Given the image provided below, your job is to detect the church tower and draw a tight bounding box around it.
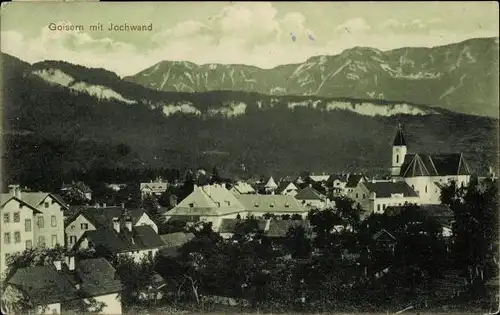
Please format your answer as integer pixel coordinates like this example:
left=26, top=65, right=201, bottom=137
left=391, top=124, right=407, bottom=177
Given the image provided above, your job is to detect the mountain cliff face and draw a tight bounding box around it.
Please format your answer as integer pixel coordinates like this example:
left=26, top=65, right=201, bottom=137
left=1, top=52, right=498, bottom=190
left=124, top=37, right=499, bottom=118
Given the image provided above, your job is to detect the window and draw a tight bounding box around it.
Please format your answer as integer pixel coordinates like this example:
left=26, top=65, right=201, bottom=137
left=13, top=212, right=20, bottom=223
left=81, top=223, right=89, bottom=230
left=51, top=215, right=57, bottom=227
left=4, top=232, right=11, bottom=244
left=38, top=217, right=44, bottom=228
left=355, top=193, right=359, bottom=198
left=14, top=231, right=21, bottom=243
left=382, top=204, right=386, bottom=210
left=396, top=154, right=399, bottom=163
left=425, top=185, right=427, bottom=193
left=148, top=250, right=153, bottom=260
left=19, top=203, right=23, bottom=209
left=51, top=235, right=58, bottom=246
left=377, top=204, right=381, bottom=212
left=25, top=219, right=32, bottom=232
left=38, top=236, right=46, bottom=246
left=69, top=235, right=77, bottom=244
left=362, top=194, right=366, bottom=199
left=25, top=240, right=32, bottom=249
left=3, top=213, right=10, bottom=223
left=44, top=202, right=49, bottom=208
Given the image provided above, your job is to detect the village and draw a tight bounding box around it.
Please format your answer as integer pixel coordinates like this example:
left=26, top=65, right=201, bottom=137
left=0, top=125, right=498, bottom=314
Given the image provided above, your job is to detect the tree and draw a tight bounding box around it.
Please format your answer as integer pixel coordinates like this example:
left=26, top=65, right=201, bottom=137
left=442, top=179, right=499, bottom=283
left=284, top=225, right=312, bottom=259
left=114, top=255, right=158, bottom=305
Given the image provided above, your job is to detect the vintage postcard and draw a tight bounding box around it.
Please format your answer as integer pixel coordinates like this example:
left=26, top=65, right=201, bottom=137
left=0, top=1, right=499, bottom=314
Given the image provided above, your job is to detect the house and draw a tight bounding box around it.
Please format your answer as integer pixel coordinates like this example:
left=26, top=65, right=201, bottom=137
left=140, top=177, right=168, bottom=199
left=350, top=180, right=420, bottom=213
left=264, top=176, right=278, bottom=194
left=74, top=217, right=166, bottom=263
left=165, top=184, right=309, bottom=228
left=165, top=184, right=246, bottom=231
left=344, top=174, right=368, bottom=195
left=1, top=186, right=68, bottom=276
left=326, top=174, right=350, bottom=196
left=391, top=124, right=472, bottom=204
left=61, top=182, right=93, bottom=201
left=65, top=206, right=158, bottom=249
left=236, top=194, right=308, bottom=218
left=0, top=194, right=40, bottom=277
left=276, top=181, right=299, bottom=196
left=372, top=229, right=397, bottom=253
left=1, top=255, right=123, bottom=314
left=229, top=181, right=256, bottom=195
left=294, top=186, right=328, bottom=209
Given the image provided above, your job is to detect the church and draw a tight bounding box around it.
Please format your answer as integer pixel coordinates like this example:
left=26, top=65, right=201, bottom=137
left=390, top=124, right=472, bottom=204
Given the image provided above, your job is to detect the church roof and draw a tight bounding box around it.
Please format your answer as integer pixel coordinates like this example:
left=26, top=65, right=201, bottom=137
left=400, top=153, right=471, bottom=177
left=393, top=125, right=407, bottom=146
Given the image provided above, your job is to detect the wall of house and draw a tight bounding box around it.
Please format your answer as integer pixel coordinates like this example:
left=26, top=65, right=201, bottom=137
left=297, top=199, right=325, bottom=209
left=34, top=195, right=65, bottom=249
left=135, top=213, right=158, bottom=233
left=65, top=215, right=96, bottom=249
left=370, top=196, right=421, bottom=214
left=246, top=211, right=309, bottom=219
left=86, top=293, right=122, bottom=315
left=404, top=175, right=470, bottom=204
left=119, top=248, right=159, bottom=263
left=348, top=185, right=371, bottom=210
left=0, top=199, right=35, bottom=276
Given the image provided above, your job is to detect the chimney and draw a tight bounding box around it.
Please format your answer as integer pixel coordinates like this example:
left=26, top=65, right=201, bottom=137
left=124, top=216, right=132, bottom=232
left=8, top=185, right=21, bottom=199
left=121, top=203, right=125, bottom=209
left=53, top=260, right=62, bottom=271
left=309, top=184, right=312, bottom=188
left=112, top=217, right=120, bottom=233
left=102, top=202, right=106, bottom=208
left=65, top=255, right=75, bottom=271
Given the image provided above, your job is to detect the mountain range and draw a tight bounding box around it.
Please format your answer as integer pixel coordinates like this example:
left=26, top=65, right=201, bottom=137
left=125, top=37, right=499, bottom=118
left=1, top=37, right=498, bottom=191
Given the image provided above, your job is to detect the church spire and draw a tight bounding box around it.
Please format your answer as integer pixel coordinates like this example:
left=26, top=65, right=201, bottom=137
left=393, top=123, right=407, bottom=146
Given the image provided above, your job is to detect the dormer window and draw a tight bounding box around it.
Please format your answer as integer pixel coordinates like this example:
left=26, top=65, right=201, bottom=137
left=189, top=203, right=194, bottom=208
left=285, top=203, right=290, bottom=208
left=44, top=202, right=49, bottom=208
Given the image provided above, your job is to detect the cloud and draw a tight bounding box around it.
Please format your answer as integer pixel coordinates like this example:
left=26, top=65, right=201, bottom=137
left=335, top=18, right=371, bottom=33
left=379, top=18, right=445, bottom=31
left=1, top=3, right=497, bottom=77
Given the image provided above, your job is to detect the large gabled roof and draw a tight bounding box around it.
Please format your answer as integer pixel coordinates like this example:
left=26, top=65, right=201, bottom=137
left=167, top=184, right=246, bottom=216
left=66, top=207, right=146, bottom=229
left=236, top=194, right=306, bottom=213
left=362, top=181, right=418, bottom=198
left=294, top=186, right=326, bottom=201
left=0, top=194, right=42, bottom=214
left=81, top=225, right=165, bottom=254
left=6, top=265, right=79, bottom=305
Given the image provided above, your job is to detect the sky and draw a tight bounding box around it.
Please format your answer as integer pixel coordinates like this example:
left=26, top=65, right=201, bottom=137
left=1, top=1, right=498, bottom=77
